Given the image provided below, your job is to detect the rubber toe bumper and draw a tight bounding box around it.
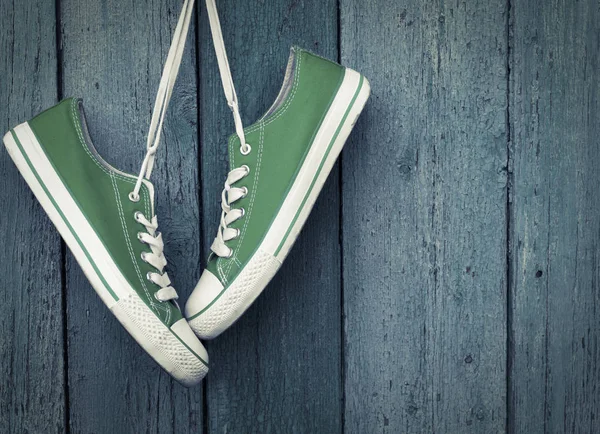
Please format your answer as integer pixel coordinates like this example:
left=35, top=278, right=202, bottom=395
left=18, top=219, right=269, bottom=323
left=185, top=269, right=225, bottom=339
left=114, top=294, right=209, bottom=387
left=186, top=250, right=281, bottom=340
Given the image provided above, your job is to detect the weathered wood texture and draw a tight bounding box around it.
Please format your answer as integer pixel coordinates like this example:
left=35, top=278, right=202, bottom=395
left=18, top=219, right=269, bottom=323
left=0, top=0, right=66, bottom=432
left=341, top=0, right=509, bottom=432
left=198, top=0, right=343, bottom=432
left=509, top=0, right=600, bottom=433
left=3, top=0, right=600, bottom=432
left=59, top=0, right=203, bottom=431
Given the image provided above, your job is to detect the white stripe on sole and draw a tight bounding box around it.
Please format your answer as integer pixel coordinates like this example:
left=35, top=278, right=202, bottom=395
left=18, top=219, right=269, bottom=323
left=188, top=68, right=370, bottom=339
left=4, top=124, right=208, bottom=385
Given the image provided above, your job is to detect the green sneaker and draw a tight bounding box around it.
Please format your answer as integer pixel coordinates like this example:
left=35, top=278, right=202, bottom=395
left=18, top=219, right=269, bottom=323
left=185, top=1, right=370, bottom=339
left=3, top=0, right=208, bottom=386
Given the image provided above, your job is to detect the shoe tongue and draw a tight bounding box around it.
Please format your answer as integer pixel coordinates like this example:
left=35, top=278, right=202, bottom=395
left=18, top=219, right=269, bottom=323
left=142, top=179, right=155, bottom=216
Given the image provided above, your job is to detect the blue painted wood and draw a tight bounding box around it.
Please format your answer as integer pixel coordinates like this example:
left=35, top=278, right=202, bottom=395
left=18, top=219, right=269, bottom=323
left=509, top=0, right=600, bottom=432
left=59, top=0, right=203, bottom=431
left=2, top=0, right=600, bottom=431
left=198, top=0, right=342, bottom=431
left=0, top=0, right=66, bottom=432
left=340, top=0, right=509, bottom=432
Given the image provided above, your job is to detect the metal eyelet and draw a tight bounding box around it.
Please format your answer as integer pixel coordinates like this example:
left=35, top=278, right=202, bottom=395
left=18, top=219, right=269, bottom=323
left=241, top=164, right=250, bottom=174
left=146, top=271, right=154, bottom=281
left=241, top=186, right=248, bottom=198
left=234, top=228, right=241, bottom=238
left=134, top=211, right=144, bottom=222
left=137, top=232, right=145, bottom=243
left=141, top=252, right=148, bottom=263
left=226, top=248, right=234, bottom=258
left=129, top=192, right=140, bottom=202
left=239, top=207, right=245, bottom=217
left=154, top=292, right=164, bottom=302
left=240, top=143, right=252, bottom=155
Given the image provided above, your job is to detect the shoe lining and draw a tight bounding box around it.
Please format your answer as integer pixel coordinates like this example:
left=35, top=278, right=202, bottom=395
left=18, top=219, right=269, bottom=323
left=77, top=48, right=298, bottom=174
left=77, top=101, right=139, bottom=180
left=261, top=47, right=298, bottom=120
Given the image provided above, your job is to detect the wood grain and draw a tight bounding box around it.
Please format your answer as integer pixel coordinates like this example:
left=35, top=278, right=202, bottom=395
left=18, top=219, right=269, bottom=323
left=198, top=0, right=343, bottom=432
left=0, top=0, right=66, bottom=432
left=509, top=0, right=600, bottom=432
left=59, top=0, right=203, bottom=431
left=2, top=0, right=600, bottom=431
left=340, top=0, right=509, bottom=432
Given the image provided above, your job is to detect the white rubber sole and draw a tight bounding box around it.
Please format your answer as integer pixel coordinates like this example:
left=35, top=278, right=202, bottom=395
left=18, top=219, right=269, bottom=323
left=4, top=124, right=208, bottom=386
left=187, top=68, right=370, bottom=339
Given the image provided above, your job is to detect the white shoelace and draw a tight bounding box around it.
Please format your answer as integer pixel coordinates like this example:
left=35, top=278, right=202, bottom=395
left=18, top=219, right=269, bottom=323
left=205, top=0, right=252, bottom=258
left=205, top=0, right=250, bottom=155
left=128, top=0, right=196, bottom=302
left=130, top=0, right=196, bottom=201
left=135, top=212, right=178, bottom=302
left=210, top=165, right=250, bottom=257
left=128, top=0, right=250, bottom=260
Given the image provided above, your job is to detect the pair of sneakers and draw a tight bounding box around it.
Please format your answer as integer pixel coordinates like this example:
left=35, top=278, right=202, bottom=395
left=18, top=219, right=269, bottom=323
left=3, top=0, right=370, bottom=387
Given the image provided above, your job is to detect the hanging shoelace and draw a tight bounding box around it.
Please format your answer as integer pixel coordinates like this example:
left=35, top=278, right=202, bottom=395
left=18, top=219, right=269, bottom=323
left=135, top=212, right=178, bottom=302
left=128, top=0, right=196, bottom=302
left=210, top=165, right=250, bottom=257
left=130, top=0, right=196, bottom=202
left=205, top=0, right=253, bottom=258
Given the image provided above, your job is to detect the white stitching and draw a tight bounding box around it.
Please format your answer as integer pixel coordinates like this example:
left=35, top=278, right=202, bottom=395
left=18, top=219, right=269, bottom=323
left=140, top=184, right=169, bottom=322
left=114, top=174, right=170, bottom=319
left=217, top=258, right=227, bottom=285
left=69, top=102, right=170, bottom=321
left=211, top=52, right=303, bottom=281
left=69, top=99, right=154, bottom=212
left=242, top=50, right=304, bottom=134
left=111, top=173, right=166, bottom=319
left=70, top=100, right=138, bottom=184
left=215, top=136, right=237, bottom=284
left=142, top=182, right=151, bottom=223
left=220, top=49, right=303, bottom=151
left=226, top=120, right=264, bottom=275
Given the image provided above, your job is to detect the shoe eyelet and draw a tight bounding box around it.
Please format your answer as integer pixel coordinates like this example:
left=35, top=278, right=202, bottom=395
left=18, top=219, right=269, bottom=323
left=141, top=252, right=148, bottom=263
left=241, top=186, right=248, bottom=198
left=226, top=248, right=234, bottom=258
left=241, top=164, right=250, bottom=174
left=137, top=232, right=145, bottom=243
left=134, top=211, right=144, bottom=222
left=146, top=271, right=154, bottom=281
left=235, top=228, right=241, bottom=238
left=154, top=291, right=164, bottom=302
left=240, top=143, right=252, bottom=155
left=239, top=207, right=245, bottom=217
left=129, top=192, right=140, bottom=202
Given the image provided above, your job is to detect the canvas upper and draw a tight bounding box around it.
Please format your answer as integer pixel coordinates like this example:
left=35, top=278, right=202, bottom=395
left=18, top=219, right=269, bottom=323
left=28, top=98, right=184, bottom=327
left=205, top=47, right=345, bottom=286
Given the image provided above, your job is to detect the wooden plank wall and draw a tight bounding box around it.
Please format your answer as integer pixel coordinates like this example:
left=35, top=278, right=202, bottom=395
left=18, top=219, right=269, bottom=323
left=509, top=0, right=600, bottom=433
left=198, top=0, right=343, bottom=432
left=341, top=0, right=508, bottom=432
left=59, top=0, right=203, bottom=432
left=0, top=1, right=65, bottom=432
left=0, top=0, right=598, bottom=432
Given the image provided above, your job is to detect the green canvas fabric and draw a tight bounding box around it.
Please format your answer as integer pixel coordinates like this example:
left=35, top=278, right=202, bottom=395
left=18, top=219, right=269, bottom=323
left=28, top=98, right=182, bottom=326
left=206, top=47, right=345, bottom=284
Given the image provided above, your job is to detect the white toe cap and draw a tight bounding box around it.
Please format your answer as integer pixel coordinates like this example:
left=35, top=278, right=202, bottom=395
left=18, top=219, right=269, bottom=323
left=185, top=269, right=224, bottom=318
left=169, top=318, right=209, bottom=387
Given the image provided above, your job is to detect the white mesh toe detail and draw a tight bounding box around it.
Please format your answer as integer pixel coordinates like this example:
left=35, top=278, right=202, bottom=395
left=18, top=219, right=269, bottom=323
left=119, top=294, right=208, bottom=382
left=190, top=249, right=281, bottom=338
